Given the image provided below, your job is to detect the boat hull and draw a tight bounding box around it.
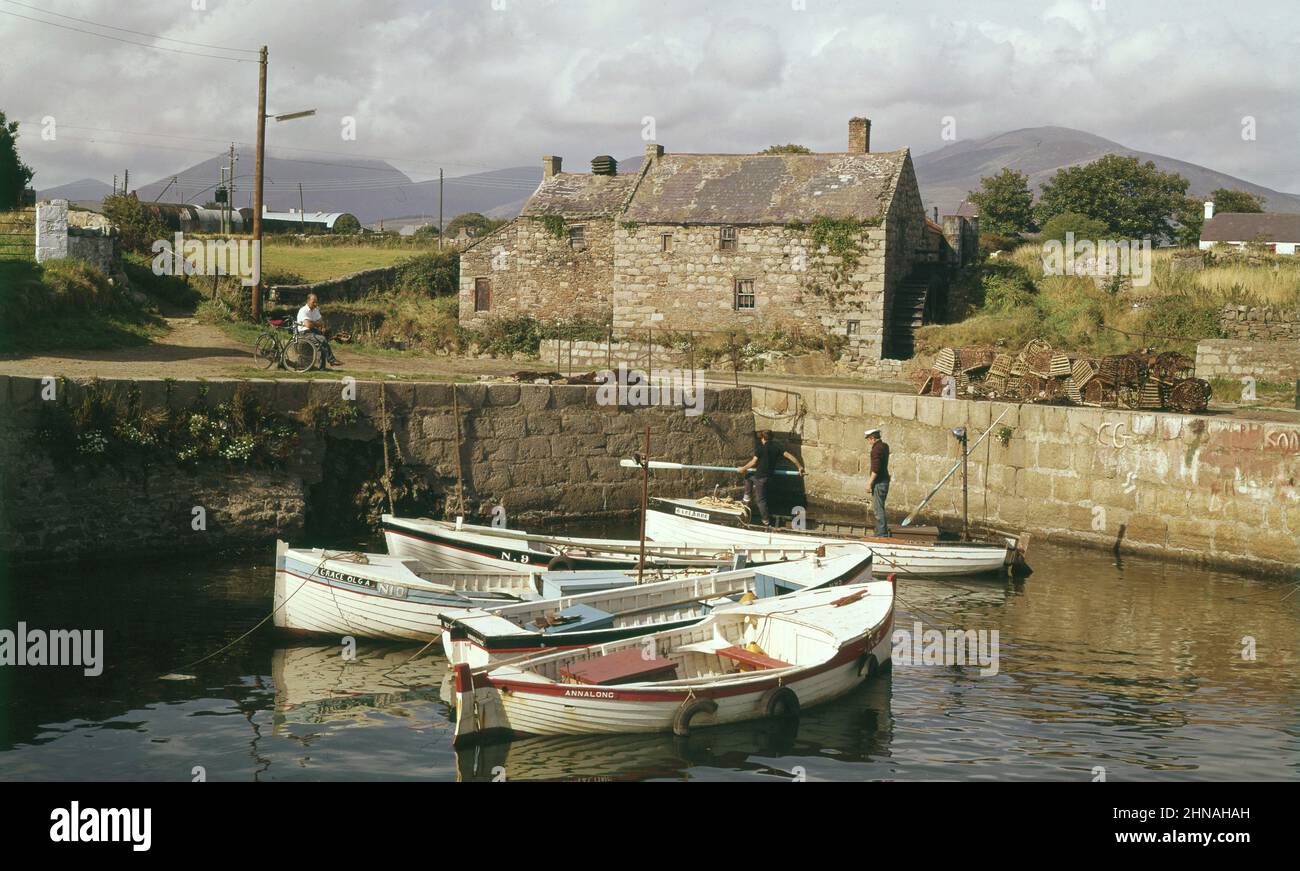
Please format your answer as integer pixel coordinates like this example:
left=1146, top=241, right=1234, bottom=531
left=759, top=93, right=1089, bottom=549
left=646, top=505, right=1010, bottom=577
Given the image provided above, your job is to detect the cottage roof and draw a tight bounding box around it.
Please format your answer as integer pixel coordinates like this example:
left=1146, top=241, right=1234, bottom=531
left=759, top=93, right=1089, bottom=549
left=1201, top=212, right=1300, bottom=244
left=622, top=149, right=909, bottom=225
left=520, top=172, right=639, bottom=219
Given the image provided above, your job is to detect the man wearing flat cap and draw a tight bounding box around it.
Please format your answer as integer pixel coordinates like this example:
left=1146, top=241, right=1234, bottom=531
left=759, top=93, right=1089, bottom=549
left=864, top=428, right=890, bottom=537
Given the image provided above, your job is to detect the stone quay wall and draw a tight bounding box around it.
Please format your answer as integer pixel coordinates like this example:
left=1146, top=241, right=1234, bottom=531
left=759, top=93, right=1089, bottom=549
left=0, top=376, right=754, bottom=564
left=1196, top=339, right=1300, bottom=384
left=752, top=384, right=1300, bottom=577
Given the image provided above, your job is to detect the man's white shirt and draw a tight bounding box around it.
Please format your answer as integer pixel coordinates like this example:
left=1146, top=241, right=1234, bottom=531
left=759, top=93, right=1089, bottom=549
left=297, top=305, right=321, bottom=332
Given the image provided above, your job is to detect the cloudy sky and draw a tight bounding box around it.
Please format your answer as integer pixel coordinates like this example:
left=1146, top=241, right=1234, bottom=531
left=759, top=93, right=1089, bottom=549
left=4, top=0, right=1297, bottom=192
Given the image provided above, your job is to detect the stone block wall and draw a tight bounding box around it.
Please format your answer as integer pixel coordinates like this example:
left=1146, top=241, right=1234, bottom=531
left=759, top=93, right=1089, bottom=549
left=1218, top=304, right=1300, bottom=341
left=753, top=383, right=1300, bottom=577
left=1196, top=339, right=1300, bottom=383
left=0, top=376, right=754, bottom=564
left=268, top=265, right=402, bottom=306
left=459, top=217, right=617, bottom=327
left=612, top=222, right=889, bottom=362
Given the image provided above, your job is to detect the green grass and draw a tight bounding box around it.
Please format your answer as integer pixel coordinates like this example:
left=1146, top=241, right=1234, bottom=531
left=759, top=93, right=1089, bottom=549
left=1207, top=377, right=1297, bottom=409
left=261, top=242, right=434, bottom=284
left=0, top=259, right=166, bottom=352
left=916, top=244, right=1300, bottom=361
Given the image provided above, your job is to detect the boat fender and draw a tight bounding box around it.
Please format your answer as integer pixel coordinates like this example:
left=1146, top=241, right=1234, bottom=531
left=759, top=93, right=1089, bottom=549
left=760, top=686, right=800, bottom=719
left=856, top=652, right=879, bottom=679
left=547, top=555, right=575, bottom=572
left=672, top=697, right=718, bottom=737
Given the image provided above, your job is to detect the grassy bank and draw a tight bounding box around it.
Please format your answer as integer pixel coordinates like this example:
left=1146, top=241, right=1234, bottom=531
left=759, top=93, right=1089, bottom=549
left=917, top=245, right=1300, bottom=360
left=0, top=259, right=166, bottom=352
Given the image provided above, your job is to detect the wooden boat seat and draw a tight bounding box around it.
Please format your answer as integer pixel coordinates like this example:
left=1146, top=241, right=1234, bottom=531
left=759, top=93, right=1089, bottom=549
left=715, top=645, right=790, bottom=671
left=560, top=648, right=679, bottom=686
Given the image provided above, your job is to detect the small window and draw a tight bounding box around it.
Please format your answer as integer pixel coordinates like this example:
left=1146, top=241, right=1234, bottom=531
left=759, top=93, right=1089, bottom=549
left=474, top=278, right=491, bottom=312
left=661, top=233, right=673, bottom=252
left=719, top=226, right=736, bottom=251
left=846, top=319, right=860, bottom=335
left=734, top=279, right=755, bottom=310
left=568, top=224, right=586, bottom=250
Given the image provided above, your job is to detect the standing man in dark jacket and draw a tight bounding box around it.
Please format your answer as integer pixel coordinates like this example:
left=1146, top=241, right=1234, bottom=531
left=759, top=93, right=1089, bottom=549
left=865, top=428, right=891, bottom=537
left=737, top=430, right=804, bottom=526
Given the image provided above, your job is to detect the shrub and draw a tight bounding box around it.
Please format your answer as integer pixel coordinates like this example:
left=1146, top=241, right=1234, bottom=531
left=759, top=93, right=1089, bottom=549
left=1039, top=211, right=1111, bottom=245
left=393, top=251, right=459, bottom=296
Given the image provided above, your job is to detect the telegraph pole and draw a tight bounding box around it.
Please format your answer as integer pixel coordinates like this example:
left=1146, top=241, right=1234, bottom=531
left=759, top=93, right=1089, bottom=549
left=438, top=168, right=444, bottom=250
left=227, top=142, right=237, bottom=234
left=251, top=44, right=268, bottom=322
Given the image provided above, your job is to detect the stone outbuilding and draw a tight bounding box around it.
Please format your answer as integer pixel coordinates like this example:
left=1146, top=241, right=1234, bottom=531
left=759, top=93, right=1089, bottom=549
left=460, top=118, right=969, bottom=369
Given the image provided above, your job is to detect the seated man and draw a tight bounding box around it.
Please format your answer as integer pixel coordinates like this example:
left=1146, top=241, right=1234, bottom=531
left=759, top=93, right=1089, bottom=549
left=296, top=293, right=341, bottom=368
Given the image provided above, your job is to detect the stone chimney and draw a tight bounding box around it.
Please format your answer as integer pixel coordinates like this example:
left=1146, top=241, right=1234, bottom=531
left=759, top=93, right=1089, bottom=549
left=1204, top=201, right=1215, bottom=221
left=849, top=117, right=871, bottom=153
left=645, top=143, right=664, bottom=165
left=542, top=155, right=562, bottom=178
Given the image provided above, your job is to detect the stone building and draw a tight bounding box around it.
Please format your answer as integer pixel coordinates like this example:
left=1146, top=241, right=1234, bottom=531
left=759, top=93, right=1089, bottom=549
left=460, top=118, right=965, bottom=368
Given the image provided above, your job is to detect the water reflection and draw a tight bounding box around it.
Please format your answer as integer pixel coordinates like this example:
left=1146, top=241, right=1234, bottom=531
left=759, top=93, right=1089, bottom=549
left=0, top=540, right=1296, bottom=781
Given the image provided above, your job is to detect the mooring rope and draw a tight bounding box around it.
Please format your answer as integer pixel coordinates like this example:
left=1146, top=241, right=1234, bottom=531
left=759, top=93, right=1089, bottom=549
left=158, top=549, right=369, bottom=678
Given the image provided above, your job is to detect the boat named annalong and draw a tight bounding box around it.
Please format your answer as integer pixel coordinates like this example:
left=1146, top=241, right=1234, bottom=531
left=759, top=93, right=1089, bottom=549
left=449, top=578, right=895, bottom=744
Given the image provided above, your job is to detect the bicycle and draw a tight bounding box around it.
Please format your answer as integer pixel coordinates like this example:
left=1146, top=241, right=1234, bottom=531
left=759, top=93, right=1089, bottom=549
left=252, top=317, right=319, bottom=373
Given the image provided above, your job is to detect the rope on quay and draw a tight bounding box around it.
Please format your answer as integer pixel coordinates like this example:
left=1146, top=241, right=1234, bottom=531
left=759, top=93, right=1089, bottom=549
left=157, top=550, right=369, bottom=681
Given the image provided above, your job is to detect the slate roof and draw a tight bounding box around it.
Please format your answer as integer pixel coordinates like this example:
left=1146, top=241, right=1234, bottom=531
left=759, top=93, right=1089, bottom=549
left=622, top=150, right=909, bottom=225
left=520, top=172, right=639, bottom=219
left=1201, top=212, right=1300, bottom=243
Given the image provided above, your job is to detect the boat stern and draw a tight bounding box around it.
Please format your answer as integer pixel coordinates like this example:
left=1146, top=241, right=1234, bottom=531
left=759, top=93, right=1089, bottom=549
left=450, top=663, right=511, bottom=746
left=272, top=540, right=289, bottom=629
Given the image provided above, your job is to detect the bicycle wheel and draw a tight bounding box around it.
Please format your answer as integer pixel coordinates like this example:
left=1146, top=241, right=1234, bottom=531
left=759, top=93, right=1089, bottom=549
left=253, top=333, right=280, bottom=369
left=282, top=336, right=319, bottom=373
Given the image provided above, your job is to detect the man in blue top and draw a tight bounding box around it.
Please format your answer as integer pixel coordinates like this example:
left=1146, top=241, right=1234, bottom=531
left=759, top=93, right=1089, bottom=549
left=737, top=429, right=804, bottom=526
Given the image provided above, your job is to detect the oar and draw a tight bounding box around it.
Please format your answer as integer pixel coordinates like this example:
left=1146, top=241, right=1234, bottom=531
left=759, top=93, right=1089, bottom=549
left=900, top=407, right=1011, bottom=527
left=619, top=459, right=800, bottom=476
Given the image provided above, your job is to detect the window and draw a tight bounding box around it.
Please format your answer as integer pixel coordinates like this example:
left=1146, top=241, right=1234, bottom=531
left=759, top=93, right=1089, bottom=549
left=719, top=226, right=736, bottom=251
left=846, top=319, right=860, bottom=335
left=734, top=279, right=755, bottom=310
left=474, top=278, right=491, bottom=312
left=661, top=233, right=673, bottom=252
left=568, top=224, right=586, bottom=250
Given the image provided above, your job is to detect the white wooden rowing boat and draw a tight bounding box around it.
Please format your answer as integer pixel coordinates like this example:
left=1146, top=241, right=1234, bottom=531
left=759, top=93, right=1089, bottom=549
left=449, top=578, right=894, bottom=743
left=273, top=543, right=537, bottom=641
left=646, top=497, right=1016, bottom=577
left=381, top=513, right=824, bottom=574
left=440, top=549, right=875, bottom=668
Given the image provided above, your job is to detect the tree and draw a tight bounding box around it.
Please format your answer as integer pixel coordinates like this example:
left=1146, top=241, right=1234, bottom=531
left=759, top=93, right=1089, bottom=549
left=1208, top=187, right=1266, bottom=213
left=967, top=169, right=1034, bottom=235
left=101, top=194, right=166, bottom=254
left=0, top=111, right=35, bottom=210
left=444, top=212, right=506, bottom=238
left=1039, top=211, right=1111, bottom=245
left=1035, top=154, right=1189, bottom=243
left=760, top=144, right=811, bottom=154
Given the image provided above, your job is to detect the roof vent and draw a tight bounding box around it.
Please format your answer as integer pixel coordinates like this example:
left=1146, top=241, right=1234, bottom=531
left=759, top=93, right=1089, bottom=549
left=591, top=155, right=618, bottom=176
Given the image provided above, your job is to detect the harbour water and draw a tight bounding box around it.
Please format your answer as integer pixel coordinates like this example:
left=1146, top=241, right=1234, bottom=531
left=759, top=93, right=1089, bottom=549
left=1, top=531, right=1296, bottom=782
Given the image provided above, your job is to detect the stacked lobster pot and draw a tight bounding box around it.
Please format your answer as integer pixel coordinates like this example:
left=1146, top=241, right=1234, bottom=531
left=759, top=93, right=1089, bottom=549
left=916, top=342, right=1212, bottom=413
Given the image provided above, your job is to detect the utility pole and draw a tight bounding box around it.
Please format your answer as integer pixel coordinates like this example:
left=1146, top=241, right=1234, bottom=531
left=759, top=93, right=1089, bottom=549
left=112, top=174, right=117, bottom=196
left=438, top=168, right=443, bottom=250
left=227, top=142, right=236, bottom=235
left=298, top=182, right=305, bottom=230
left=123, top=169, right=129, bottom=195
left=251, top=44, right=268, bottom=322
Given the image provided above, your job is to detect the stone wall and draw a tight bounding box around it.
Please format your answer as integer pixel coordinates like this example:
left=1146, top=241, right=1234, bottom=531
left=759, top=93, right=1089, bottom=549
left=1219, top=304, right=1300, bottom=340
left=459, top=217, right=617, bottom=327
left=538, top=338, right=691, bottom=372
left=1196, top=339, right=1300, bottom=384
left=613, top=222, right=890, bottom=362
left=0, top=376, right=754, bottom=564
left=752, top=384, right=1300, bottom=577
left=268, top=265, right=402, bottom=306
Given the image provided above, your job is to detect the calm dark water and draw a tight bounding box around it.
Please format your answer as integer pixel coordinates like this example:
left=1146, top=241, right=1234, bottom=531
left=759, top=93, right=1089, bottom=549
left=1, top=530, right=1297, bottom=782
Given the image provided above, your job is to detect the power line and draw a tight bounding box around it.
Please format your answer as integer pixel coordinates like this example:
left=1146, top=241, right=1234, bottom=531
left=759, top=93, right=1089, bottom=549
left=0, top=6, right=256, bottom=62
left=1, top=0, right=258, bottom=52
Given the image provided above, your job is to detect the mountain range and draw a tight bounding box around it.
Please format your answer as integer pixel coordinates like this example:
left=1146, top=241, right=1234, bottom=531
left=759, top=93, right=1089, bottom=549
left=38, top=126, right=1300, bottom=224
